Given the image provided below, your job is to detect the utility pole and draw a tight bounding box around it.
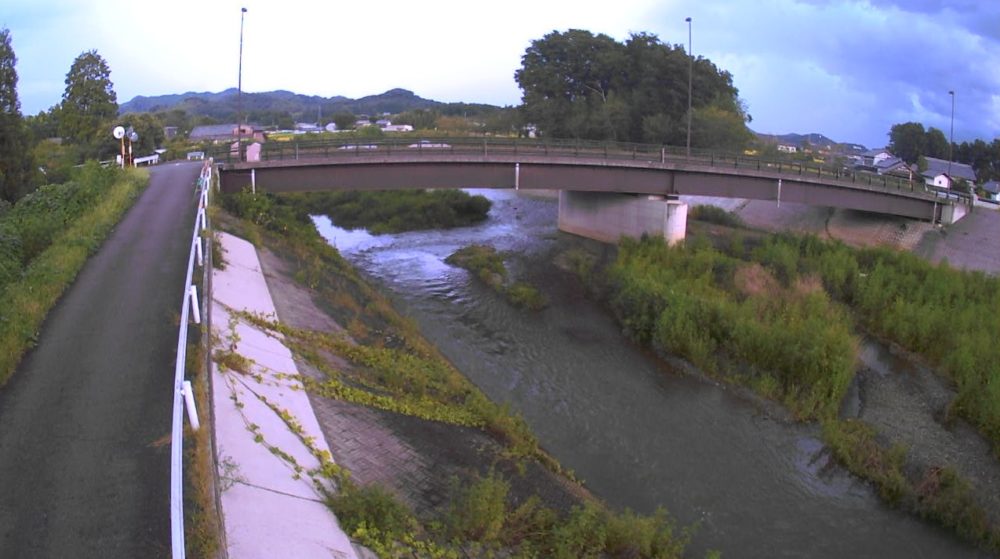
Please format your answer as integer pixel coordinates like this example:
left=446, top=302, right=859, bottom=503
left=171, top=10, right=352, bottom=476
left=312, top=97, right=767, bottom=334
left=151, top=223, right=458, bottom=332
left=948, top=90, right=955, bottom=179
left=686, top=17, right=693, bottom=158
left=238, top=7, right=247, bottom=160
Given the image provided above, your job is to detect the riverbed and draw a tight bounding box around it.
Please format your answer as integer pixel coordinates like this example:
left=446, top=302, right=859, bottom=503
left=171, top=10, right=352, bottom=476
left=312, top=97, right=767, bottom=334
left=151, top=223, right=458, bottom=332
left=313, top=189, right=985, bottom=557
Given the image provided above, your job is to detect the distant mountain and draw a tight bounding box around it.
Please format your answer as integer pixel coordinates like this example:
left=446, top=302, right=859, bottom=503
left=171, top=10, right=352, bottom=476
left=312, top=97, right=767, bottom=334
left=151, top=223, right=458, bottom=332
left=754, top=131, right=867, bottom=154
left=120, top=88, right=501, bottom=122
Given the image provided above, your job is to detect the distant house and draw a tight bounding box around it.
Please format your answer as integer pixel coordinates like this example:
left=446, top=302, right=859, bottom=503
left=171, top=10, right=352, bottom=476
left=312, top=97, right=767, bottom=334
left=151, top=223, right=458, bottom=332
left=354, top=119, right=374, bottom=128
left=777, top=144, right=798, bottom=153
left=163, top=126, right=178, bottom=140
left=981, top=180, right=1000, bottom=202
left=921, top=156, right=977, bottom=189
left=294, top=122, right=322, bottom=133
left=325, top=122, right=338, bottom=132
left=875, top=156, right=914, bottom=178
left=189, top=123, right=264, bottom=143
left=383, top=124, right=414, bottom=132
left=862, top=148, right=893, bottom=167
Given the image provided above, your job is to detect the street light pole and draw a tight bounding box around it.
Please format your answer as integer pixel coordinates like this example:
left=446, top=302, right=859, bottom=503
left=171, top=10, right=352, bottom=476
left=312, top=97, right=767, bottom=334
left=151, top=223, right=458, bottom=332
left=238, top=7, right=247, bottom=160
left=686, top=17, right=693, bottom=158
left=948, top=90, right=955, bottom=179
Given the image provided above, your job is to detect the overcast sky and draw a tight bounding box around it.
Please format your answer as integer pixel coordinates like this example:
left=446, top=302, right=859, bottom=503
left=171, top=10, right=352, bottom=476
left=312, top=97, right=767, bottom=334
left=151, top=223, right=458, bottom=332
left=5, top=0, right=999, bottom=148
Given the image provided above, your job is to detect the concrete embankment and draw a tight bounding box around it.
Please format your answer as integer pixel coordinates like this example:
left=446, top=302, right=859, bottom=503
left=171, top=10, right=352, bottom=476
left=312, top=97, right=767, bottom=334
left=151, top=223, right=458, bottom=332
left=210, top=231, right=357, bottom=559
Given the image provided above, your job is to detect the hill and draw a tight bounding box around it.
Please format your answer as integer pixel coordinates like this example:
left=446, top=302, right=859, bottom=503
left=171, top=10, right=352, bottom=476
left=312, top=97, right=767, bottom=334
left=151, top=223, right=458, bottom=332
left=120, top=88, right=502, bottom=122
left=755, top=131, right=867, bottom=154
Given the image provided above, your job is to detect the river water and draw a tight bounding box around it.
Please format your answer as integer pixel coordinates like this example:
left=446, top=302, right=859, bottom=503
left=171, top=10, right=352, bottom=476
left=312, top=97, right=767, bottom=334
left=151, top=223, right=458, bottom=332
left=314, top=189, right=982, bottom=558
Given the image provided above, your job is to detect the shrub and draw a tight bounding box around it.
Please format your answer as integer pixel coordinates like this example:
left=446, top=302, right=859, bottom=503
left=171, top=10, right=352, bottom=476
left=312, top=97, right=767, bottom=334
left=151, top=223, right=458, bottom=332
left=328, top=483, right=415, bottom=544
left=446, top=472, right=510, bottom=543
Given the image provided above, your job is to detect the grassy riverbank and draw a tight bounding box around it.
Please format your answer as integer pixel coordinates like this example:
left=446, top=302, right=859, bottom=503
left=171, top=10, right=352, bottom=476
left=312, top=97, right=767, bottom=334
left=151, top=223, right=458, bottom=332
left=0, top=164, right=148, bottom=385
left=567, top=209, right=1000, bottom=551
left=216, top=189, right=694, bottom=557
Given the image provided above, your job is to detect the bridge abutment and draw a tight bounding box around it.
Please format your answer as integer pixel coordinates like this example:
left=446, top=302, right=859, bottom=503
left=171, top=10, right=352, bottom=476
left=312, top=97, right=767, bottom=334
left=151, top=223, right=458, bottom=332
left=557, top=190, right=687, bottom=245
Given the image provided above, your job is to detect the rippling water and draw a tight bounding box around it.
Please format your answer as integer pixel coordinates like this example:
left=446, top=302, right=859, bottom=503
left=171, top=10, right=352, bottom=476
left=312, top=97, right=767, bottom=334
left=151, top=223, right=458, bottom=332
left=314, top=189, right=982, bottom=558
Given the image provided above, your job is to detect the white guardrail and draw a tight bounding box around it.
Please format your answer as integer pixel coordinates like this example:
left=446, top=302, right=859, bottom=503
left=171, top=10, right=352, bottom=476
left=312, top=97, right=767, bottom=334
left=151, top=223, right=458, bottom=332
left=170, top=161, right=211, bottom=557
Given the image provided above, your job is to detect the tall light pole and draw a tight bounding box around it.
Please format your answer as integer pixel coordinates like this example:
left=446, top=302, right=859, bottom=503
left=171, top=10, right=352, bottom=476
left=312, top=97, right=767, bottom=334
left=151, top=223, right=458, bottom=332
left=686, top=17, right=693, bottom=158
left=948, top=90, right=955, bottom=178
left=238, top=7, right=247, bottom=160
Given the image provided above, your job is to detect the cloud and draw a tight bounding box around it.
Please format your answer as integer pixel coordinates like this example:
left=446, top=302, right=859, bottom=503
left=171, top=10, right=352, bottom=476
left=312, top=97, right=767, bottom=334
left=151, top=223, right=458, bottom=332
left=5, top=0, right=998, bottom=148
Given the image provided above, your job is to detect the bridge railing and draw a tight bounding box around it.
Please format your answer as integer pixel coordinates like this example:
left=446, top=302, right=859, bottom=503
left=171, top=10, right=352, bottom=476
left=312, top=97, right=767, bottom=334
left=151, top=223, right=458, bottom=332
left=208, top=137, right=961, bottom=200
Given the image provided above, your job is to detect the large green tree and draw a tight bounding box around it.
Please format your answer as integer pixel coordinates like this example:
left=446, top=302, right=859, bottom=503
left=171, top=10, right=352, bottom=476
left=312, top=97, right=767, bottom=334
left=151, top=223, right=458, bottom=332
left=925, top=127, right=949, bottom=159
left=0, top=28, right=34, bottom=203
left=59, top=50, right=118, bottom=160
left=514, top=29, right=751, bottom=149
left=122, top=112, right=165, bottom=155
left=888, top=122, right=928, bottom=164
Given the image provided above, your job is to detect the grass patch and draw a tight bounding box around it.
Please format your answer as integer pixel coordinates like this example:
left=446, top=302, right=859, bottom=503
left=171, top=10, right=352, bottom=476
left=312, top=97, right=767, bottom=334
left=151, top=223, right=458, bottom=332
left=446, top=244, right=548, bottom=311
left=0, top=166, right=148, bottom=386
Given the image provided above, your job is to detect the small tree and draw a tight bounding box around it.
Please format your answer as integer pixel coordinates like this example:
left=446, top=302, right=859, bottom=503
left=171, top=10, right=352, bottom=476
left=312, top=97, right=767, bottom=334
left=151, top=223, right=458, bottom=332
left=0, top=28, right=34, bottom=203
left=59, top=50, right=118, bottom=161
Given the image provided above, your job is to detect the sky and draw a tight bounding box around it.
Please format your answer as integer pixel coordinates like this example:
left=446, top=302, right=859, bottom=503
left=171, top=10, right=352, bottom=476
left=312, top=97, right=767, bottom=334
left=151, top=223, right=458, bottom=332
left=5, top=0, right=999, bottom=148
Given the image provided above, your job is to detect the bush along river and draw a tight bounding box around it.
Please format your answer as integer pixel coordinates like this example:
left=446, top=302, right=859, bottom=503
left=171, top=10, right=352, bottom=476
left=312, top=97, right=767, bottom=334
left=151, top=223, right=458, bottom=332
left=313, top=189, right=988, bottom=558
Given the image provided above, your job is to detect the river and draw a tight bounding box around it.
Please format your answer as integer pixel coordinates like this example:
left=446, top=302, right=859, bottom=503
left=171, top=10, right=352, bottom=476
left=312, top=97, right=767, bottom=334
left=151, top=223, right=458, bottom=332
left=313, top=189, right=983, bottom=558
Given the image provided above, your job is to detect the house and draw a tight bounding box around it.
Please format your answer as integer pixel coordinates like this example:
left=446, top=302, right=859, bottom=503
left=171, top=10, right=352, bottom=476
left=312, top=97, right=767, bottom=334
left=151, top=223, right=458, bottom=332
left=383, top=124, right=414, bottom=132
left=325, top=122, right=338, bottom=132
left=294, top=122, right=322, bottom=133
left=862, top=148, right=892, bottom=167
left=189, top=123, right=264, bottom=143
left=163, top=126, right=178, bottom=140
left=777, top=144, right=798, bottom=153
left=875, top=156, right=915, bottom=178
left=921, top=156, right=977, bottom=189
left=981, top=180, right=1000, bottom=202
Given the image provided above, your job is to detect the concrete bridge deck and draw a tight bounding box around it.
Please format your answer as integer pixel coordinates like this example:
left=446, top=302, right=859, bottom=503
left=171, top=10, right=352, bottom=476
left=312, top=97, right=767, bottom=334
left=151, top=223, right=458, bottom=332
left=215, top=138, right=971, bottom=224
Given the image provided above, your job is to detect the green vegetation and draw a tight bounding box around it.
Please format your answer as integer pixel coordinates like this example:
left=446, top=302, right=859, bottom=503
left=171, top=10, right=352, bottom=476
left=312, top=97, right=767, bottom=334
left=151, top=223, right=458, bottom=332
left=328, top=470, right=689, bottom=558
left=291, top=190, right=492, bottom=234
left=824, top=419, right=1000, bottom=551
left=0, top=164, right=148, bottom=385
left=607, top=236, right=857, bottom=419
left=0, top=27, right=34, bottom=204
left=446, top=244, right=548, bottom=311
left=599, top=230, right=1000, bottom=447
left=516, top=30, right=752, bottom=149
left=59, top=50, right=119, bottom=161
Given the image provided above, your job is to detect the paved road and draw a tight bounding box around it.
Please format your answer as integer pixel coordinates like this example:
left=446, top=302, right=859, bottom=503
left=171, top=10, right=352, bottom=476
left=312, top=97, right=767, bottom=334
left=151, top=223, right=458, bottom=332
left=0, top=162, right=201, bottom=558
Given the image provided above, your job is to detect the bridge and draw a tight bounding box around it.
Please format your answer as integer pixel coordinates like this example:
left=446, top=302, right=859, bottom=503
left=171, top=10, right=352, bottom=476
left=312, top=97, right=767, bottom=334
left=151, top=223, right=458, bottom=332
left=215, top=138, right=971, bottom=244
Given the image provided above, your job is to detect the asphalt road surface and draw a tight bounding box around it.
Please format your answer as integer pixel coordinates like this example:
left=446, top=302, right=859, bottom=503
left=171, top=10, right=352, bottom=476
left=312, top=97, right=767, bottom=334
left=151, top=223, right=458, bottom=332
left=0, top=162, right=202, bottom=558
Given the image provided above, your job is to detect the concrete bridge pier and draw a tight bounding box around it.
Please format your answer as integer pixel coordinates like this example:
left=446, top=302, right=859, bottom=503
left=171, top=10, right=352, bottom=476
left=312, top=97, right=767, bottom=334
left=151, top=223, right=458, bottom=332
left=557, top=190, right=687, bottom=245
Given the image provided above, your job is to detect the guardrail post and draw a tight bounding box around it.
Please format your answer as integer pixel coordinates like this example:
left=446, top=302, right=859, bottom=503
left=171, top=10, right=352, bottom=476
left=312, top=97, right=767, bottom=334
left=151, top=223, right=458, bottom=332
left=195, top=237, right=204, bottom=267
left=189, top=285, right=201, bottom=324
left=182, top=380, right=200, bottom=431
